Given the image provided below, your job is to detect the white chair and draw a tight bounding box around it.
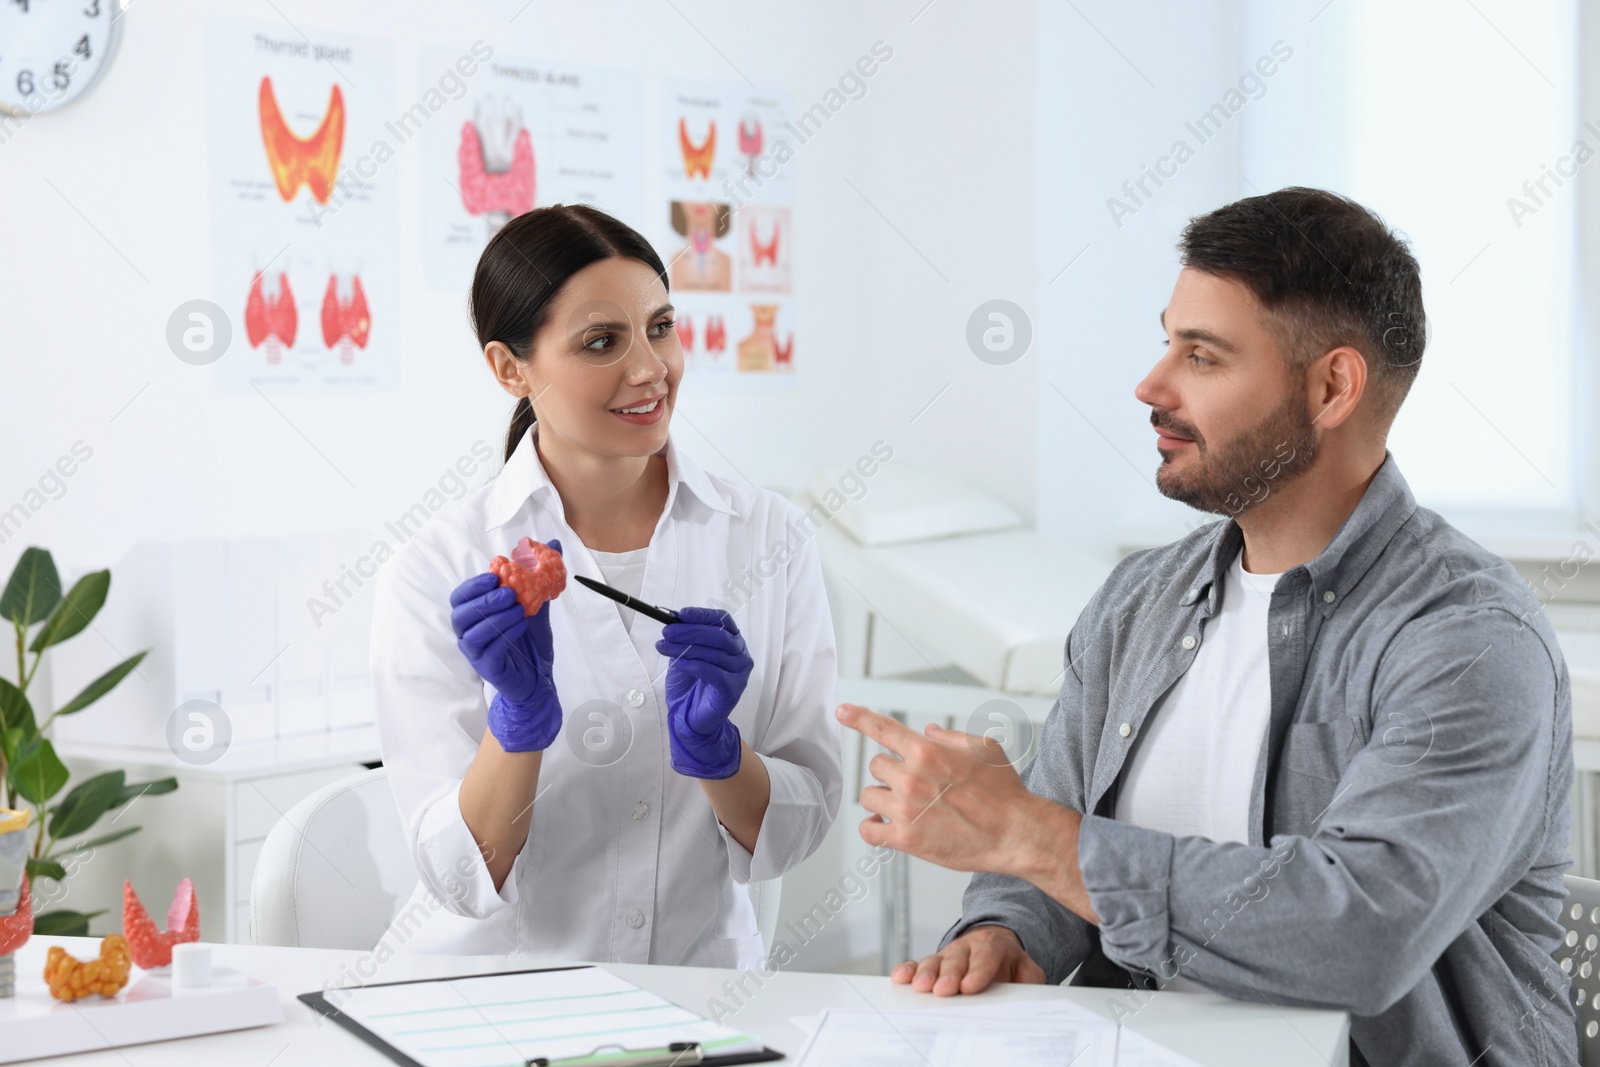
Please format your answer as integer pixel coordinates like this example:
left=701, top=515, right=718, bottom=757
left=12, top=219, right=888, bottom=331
left=251, top=767, right=417, bottom=949
left=253, top=766, right=785, bottom=958
left=1560, top=874, right=1600, bottom=1065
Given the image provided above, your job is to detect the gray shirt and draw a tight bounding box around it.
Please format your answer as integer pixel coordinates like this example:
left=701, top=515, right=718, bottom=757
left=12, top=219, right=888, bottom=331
left=945, top=450, right=1579, bottom=1066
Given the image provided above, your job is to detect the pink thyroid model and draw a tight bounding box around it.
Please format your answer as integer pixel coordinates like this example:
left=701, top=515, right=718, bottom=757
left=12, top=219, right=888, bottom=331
left=489, top=537, right=568, bottom=616
left=123, top=877, right=200, bottom=969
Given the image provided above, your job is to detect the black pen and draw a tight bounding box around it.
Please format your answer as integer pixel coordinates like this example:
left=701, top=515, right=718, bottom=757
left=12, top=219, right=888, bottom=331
left=571, top=574, right=683, bottom=625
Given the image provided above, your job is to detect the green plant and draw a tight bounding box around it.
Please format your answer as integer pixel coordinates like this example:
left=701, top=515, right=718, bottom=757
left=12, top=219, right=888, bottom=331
left=0, top=546, right=177, bottom=935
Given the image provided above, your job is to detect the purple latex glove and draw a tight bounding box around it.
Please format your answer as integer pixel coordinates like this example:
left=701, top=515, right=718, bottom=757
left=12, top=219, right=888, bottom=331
left=654, top=606, right=753, bottom=780
left=449, top=539, right=563, bottom=753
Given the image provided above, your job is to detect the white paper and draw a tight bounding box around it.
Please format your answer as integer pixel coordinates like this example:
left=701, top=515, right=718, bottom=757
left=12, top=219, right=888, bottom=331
left=1116, top=1027, right=1206, bottom=1066
left=207, top=18, right=400, bottom=391
left=793, top=1002, right=1119, bottom=1067
left=331, top=966, right=762, bottom=1067
left=661, top=80, right=797, bottom=385
left=419, top=50, right=644, bottom=290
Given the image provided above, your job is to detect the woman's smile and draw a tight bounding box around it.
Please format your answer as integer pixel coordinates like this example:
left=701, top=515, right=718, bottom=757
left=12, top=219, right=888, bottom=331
left=610, top=393, right=667, bottom=425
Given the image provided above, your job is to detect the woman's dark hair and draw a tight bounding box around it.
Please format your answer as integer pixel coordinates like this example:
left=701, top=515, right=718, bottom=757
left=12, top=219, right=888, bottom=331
left=1178, top=187, right=1426, bottom=426
left=471, top=204, right=670, bottom=461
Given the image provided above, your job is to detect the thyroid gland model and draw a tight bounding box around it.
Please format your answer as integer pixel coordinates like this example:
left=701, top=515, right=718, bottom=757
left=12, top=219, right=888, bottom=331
left=458, top=96, right=535, bottom=238
left=123, top=877, right=200, bottom=970
left=321, top=273, right=371, bottom=360
left=737, top=304, right=793, bottom=372
left=0, top=808, right=32, bottom=999
left=258, top=77, right=345, bottom=205
left=245, top=270, right=298, bottom=363
left=679, top=117, right=715, bottom=180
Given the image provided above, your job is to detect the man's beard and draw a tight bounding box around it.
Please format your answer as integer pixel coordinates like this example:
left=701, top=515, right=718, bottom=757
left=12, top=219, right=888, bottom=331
left=1154, top=391, right=1318, bottom=516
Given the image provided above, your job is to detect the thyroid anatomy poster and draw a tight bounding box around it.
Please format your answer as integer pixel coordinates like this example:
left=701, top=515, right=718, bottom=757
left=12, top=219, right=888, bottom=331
left=207, top=19, right=399, bottom=392
left=663, top=82, right=795, bottom=386
left=421, top=51, right=642, bottom=291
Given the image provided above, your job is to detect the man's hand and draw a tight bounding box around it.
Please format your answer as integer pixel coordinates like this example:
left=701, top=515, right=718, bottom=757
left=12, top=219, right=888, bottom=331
left=890, top=925, right=1046, bottom=995
left=836, top=703, right=1100, bottom=923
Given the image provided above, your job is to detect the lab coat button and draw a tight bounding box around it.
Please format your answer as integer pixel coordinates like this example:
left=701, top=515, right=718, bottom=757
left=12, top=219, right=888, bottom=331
left=632, top=802, right=649, bottom=820
left=626, top=689, right=645, bottom=708
left=1118, top=722, right=1132, bottom=737
left=625, top=908, right=645, bottom=929
left=1181, top=634, right=1197, bottom=650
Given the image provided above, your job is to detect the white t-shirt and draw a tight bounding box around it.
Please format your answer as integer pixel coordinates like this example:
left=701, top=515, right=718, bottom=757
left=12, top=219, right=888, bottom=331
left=1112, top=546, right=1281, bottom=990
left=591, top=546, right=650, bottom=634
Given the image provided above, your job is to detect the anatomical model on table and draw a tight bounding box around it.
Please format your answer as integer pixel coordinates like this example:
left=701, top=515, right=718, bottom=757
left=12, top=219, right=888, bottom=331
left=0, top=807, right=33, bottom=998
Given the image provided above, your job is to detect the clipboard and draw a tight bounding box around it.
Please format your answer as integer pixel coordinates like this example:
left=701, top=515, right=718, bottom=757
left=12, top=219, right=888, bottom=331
left=298, top=964, right=785, bottom=1067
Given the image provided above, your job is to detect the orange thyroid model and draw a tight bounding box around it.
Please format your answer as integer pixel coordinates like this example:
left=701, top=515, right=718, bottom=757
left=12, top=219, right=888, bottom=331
left=490, top=537, right=568, bottom=616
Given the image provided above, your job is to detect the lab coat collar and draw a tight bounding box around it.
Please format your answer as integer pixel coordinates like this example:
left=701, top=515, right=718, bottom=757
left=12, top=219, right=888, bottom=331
left=484, top=420, right=737, bottom=533
left=1186, top=449, right=1418, bottom=614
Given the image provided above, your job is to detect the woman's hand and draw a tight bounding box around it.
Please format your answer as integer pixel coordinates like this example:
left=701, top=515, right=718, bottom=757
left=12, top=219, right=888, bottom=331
left=450, top=539, right=563, bottom=752
left=654, top=606, right=753, bottom=779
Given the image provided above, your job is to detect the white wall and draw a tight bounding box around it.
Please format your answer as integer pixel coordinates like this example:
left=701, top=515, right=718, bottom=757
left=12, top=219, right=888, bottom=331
left=0, top=0, right=1037, bottom=588
left=1035, top=0, right=1250, bottom=559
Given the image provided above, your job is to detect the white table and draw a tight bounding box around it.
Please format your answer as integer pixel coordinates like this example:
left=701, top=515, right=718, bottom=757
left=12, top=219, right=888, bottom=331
left=5, top=937, right=1348, bottom=1066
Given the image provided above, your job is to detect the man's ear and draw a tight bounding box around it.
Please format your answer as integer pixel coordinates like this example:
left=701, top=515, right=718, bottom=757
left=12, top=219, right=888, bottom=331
left=1309, top=345, right=1366, bottom=429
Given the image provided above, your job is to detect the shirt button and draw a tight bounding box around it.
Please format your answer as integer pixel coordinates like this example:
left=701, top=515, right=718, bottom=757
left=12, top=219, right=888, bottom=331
left=632, top=802, right=649, bottom=820
left=1118, top=723, right=1132, bottom=737
left=1322, top=590, right=1336, bottom=603
left=626, top=689, right=645, bottom=708
left=1181, top=634, right=1197, bottom=650
left=625, top=908, right=645, bottom=929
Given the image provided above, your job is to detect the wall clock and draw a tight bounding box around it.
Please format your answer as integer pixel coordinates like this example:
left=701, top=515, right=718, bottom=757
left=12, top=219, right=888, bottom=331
left=0, top=0, right=124, bottom=117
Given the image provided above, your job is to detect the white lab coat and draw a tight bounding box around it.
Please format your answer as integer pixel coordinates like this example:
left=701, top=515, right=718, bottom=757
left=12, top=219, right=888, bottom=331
left=369, top=423, right=842, bottom=969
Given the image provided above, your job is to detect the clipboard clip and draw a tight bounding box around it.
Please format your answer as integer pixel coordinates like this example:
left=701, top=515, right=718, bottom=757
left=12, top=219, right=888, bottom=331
left=527, top=1040, right=705, bottom=1067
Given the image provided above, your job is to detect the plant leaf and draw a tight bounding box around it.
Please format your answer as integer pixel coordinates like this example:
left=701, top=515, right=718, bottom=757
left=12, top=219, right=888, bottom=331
left=59, top=825, right=140, bottom=853
left=8, top=736, right=69, bottom=805
left=29, top=570, right=110, bottom=653
left=26, top=857, right=66, bottom=881
left=0, top=547, right=62, bottom=627
left=48, top=769, right=125, bottom=839
left=52, top=651, right=148, bottom=717
left=0, top=726, right=22, bottom=766
left=112, top=777, right=177, bottom=808
left=32, top=909, right=105, bottom=937
left=0, top=676, right=34, bottom=736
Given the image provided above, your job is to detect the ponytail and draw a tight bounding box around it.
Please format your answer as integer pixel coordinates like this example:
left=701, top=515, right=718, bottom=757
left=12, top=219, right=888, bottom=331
left=504, top=397, right=536, bottom=463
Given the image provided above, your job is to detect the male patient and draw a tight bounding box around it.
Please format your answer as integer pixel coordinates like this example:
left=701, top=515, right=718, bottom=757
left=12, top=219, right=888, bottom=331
left=837, top=187, right=1578, bottom=1066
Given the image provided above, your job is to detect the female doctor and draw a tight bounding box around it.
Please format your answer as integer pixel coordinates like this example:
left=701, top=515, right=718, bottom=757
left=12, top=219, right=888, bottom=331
left=370, top=205, right=841, bottom=969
